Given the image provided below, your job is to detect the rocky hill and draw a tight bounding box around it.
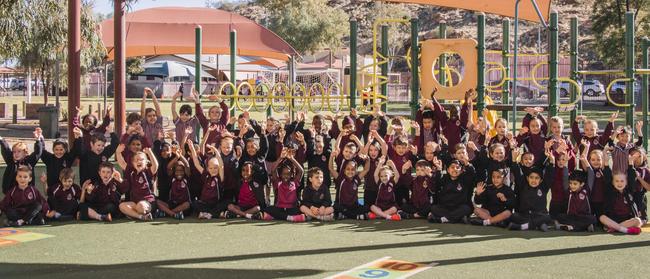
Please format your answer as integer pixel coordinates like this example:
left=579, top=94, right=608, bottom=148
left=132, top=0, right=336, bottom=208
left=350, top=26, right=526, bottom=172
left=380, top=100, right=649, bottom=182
left=232, top=0, right=598, bottom=63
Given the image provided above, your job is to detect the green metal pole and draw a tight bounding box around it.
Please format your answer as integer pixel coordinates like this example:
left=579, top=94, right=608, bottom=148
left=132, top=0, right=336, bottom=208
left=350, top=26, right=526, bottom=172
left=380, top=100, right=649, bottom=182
left=350, top=19, right=358, bottom=110
left=642, top=37, right=649, bottom=150
left=381, top=24, right=389, bottom=113
left=410, top=17, right=419, bottom=119
left=477, top=13, right=486, bottom=113
left=548, top=11, right=559, bottom=117
left=625, top=11, right=635, bottom=128
left=502, top=19, right=510, bottom=120
left=570, top=17, right=578, bottom=124
left=290, top=55, right=295, bottom=120
left=195, top=26, right=202, bottom=95
left=438, top=21, right=447, bottom=86
left=230, top=29, right=237, bottom=117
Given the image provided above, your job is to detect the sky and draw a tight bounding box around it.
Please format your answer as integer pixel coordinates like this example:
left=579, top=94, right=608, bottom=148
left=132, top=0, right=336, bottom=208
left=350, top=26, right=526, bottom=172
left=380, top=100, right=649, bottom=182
left=92, top=0, right=214, bottom=15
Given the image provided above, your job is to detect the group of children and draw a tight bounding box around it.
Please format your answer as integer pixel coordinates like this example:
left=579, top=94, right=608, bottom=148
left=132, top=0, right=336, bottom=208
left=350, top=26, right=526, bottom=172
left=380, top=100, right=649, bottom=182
left=0, top=86, right=647, bottom=235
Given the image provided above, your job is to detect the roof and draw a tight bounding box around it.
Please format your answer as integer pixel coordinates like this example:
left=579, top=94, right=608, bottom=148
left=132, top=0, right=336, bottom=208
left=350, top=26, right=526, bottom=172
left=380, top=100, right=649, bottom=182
left=100, top=7, right=298, bottom=61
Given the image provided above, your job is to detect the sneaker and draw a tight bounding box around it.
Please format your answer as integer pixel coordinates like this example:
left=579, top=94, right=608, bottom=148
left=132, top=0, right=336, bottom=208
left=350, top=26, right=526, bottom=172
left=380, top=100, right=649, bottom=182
left=398, top=211, right=409, bottom=219
left=627, top=227, right=642, bottom=235
left=368, top=212, right=377, bottom=220
left=428, top=216, right=441, bottom=223
left=29, top=217, right=45, bottom=226
left=198, top=212, right=207, bottom=219
left=204, top=213, right=213, bottom=220
left=142, top=213, right=153, bottom=221
left=175, top=212, right=185, bottom=220
left=251, top=212, right=263, bottom=220
left=587, top=224, right=595, bottom=232
left=156, top=210, right=166, bottom=218
left=390, top=214, right=402, bottom=221
left=469, top=217, right=484, bottom=226
left=291, top=214, right=306, bottom=222
left=507, top=223, right=521, bottom=230
left=539, top=223, right=549, bottom=232
left=224, top=211, right=236, bottom=219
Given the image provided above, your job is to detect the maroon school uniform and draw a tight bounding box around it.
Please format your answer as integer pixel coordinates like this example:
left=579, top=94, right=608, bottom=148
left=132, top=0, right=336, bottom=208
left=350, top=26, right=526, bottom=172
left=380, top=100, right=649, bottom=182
left=86, top=180, right=120, bottom=207
left=120, top=167, right=156, bottom=203
left=591, top=168, right=607, bottom=204
left=431, top=97, right=469, bottom=151
left=195, top=102, right=229, bottom=146
left=0, top=185, right=49, bottom=216
left=364, top=158, right=380, bottom=193
left=274, top=177, right=300, bottom=209
left=50, top=183, right=81, bottom=213
left=238, top=180, right=258, bottom=208
left=200, top=172, right=223, bottom=204
left=335, top=176, right=360, bottom=207
left=571, top=120, right=613, bottom=155
left=410, top=175, right=436, bottom=210
left=567, top=187, right=591, bottom=215
left=388, top=147, right=414, bottom=186
left=550, top=166, right=569, bottom=204
left=516, top=132, right=546, bottom=164
left=612, top=192, right=633, bottom=217
left=169, top=178, right=191, bottom=205
left=375, top=181, right=397, bottom=210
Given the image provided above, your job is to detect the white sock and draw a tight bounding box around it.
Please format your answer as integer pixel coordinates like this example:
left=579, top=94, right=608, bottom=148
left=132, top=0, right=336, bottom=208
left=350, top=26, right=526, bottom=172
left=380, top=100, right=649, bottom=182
left=483, top=219, right=491, bottom=226
left=617, top=226, right=628, bottom=233
left=386, top=215, right=392, bottom=220
left=440, top=217, right=449, bottom=223
left=245, top=213, right=252, bottom=219
left=287, top=215, right=294, bottom=221
left=521, top=223, right=529, bottom=230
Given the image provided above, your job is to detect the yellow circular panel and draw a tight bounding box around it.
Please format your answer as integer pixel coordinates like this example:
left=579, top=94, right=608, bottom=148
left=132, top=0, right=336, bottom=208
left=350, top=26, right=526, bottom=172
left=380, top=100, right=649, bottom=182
left=421, top=39, right=478, bottom=100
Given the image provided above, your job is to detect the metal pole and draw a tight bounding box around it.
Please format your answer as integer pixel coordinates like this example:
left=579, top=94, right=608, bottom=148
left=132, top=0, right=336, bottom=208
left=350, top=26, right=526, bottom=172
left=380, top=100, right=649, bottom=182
left=548, top=11, right=559, bottom=117
left=641, top=37, right=649, bottom=150
left=570, top=17, right=579, bottom=124
left=67, top=0, right=81, bottom=140
left=55, top=58, right=60, bottom=110
left=230, top=29, right=237, bottom=117
left=502, top=19, right=511, bottom=120
left=438, top=21, right=447, bottom=86
left=114, top=0, right=126, bottom=135
left=512, top=0, right=522, bottom=133
left=350, top=18, right=358, bottom=109
left=381, top=24, right=389, bottom=113
left=103, top=63, right=107, bottom=114
left=477, top=13, right=486, bottom=113
left=195, top=26, right=202, bottom=95
left=289, top=55, right=296, bottom=120
left=410, top=17, right=420, bottom=119
left=625, top=11, right=635, bottom=128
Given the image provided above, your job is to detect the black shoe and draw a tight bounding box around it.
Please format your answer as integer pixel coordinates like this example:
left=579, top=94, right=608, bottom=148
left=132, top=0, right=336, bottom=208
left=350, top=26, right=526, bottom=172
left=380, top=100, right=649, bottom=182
left=428, top=216, right=441, bottom=223
left=507, top=223, right=521, bottom=230
left=29, top=217, right=45, bottom=226
left=398, top=211, right=409, bottom=219
left=224, top=211, right=236, bottom=219
left=251, top=212, right=263, bottom=220
left=469, top=217, right=484, bottom=226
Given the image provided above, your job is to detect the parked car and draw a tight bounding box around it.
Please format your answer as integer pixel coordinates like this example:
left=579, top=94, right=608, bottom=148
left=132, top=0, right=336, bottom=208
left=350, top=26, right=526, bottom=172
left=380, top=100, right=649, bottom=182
left=10, top=79, right=25, bottom=90
left=581, top=80, right=605, bottom=96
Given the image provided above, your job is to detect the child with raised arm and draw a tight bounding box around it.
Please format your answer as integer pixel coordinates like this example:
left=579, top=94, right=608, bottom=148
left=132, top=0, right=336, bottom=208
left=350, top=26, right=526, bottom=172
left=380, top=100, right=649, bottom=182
left=78, top=162, right=120, bottom=222
left=554, top=171, right=597, bottom=232
left=401, top=159, right=440, bottom=219
left=225, top=162, right=266, bottom=220
left=329, top=149, right=370, bottom=220
left=430, top=88, right=472, bottom=152
left=572, top=111, right=616, bottom=155
left=73, top=104, right=112, bottom=149
left=611, top=121, right=644, bottom=174
left=140, top=87, right=164, bottom=145
left=189, top=89, right=229, bottom=146
left=75, top=126, right=119, bottom=185
left=1, top=128, right=44, bottom=194
left=117, top=148, right=159, bottom=221
left=262, top=150, right=306, bottom=222
left=40, top=135, right=77, bottom=196
left=360, top=130, right=388, bottom=208
left=156, top=153, right=191, bottom=220
left=190, top=141, right=228, bottom=220
left=428, top=158, right=476, bottom=224
left=470, top=169, right=516, bottom=227
left=172, top=90, right=200, bottom=144
left=368, top=157, right=402, bottom=221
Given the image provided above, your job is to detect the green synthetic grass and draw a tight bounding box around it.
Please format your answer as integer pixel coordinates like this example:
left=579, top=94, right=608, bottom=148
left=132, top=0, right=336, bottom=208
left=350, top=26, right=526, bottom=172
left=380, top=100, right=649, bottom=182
left=1, top=219, right=650, bottom=279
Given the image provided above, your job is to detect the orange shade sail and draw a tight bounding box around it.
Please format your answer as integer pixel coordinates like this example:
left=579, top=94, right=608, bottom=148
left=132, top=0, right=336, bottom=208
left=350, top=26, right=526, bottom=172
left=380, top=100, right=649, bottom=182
left=378, top=0, right=552, bottom=22
left=100, top=7, right=298, bottom=61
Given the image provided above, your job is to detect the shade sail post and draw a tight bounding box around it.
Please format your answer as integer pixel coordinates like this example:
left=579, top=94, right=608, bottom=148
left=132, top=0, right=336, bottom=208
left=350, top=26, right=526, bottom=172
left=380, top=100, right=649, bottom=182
left=230, top=29, right=237, bottom=117
left=67, top=0, right=81, bottom=140
left=195, top=25, right=202, bottom=95
left=114, top=0, right=126, bottom=135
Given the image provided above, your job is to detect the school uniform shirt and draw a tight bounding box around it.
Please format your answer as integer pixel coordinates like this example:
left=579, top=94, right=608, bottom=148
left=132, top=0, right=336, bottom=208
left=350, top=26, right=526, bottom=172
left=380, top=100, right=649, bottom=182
left=375, top=181, right=397, bottom=210
left=467, top=129, right=485, bottom=161
left=435, top=165, right=476, bottom=209
left=120, top=166, right=156, bottom=203
left=415, top=109, right=440, bottom=155
left=199, top=172, right=223, bottom=204
left=571, top=120, right=613, bottom=155
left=473, top=148, right=511, bottom=187
left=329, top=116, right=363, bottom=150
left=0, top=185, right=49, bottom=215
left=363, top=158, right=380, bottom=193
left=221, top=151, right=240, bottom=191
left=141, top=116, right=164, bottom=145
left=74, top=133, right=119, bottom=185
left=335, top=176, right=361, bottom=207
left=474, top=184, right=516, bottom=214
left=301, top=185, right=332, bottom=208
left=85, top=180, right=120, bottom=207
left=169, top=178, right=191, bottom=205
left=550, top=166, right=569, bottom=204
left=173, top=117, right=200, bottom=143
left=237, top=180, right=258, bottom=208
left=515, top=132, right=547, bottom=166
left=566, top=187, right=592, bottom=216
left=195, top=102, right=229, bottom=146
left=1, top=137, right=43, bottom=194
left=238, top=122, right=270, bottom=187
left=306, top=151, right=331, bottom=189
left=548, top=135, right=576, bottom=172
left=410, top=174, right=437, bottom=210
left=586, top=167, right=611, bottom=205
left=49, top=183, right=81, bottom=212
left=274, top=177, right=300, bottom=209
left=361, top=115, right=388, bottom=144
left=41, top=149, right=76, bottom=188
left=388, top=147, right=415, bottom=187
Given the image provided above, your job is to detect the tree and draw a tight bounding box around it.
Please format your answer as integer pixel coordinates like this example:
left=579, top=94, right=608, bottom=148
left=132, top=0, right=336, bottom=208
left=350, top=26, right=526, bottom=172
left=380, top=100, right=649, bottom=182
left=590, top=0, right=650, bottom=68
left=258, top=0, right=348, bottom=54
left=368, top=2, right=412, bottom=71
left=205, top=0, right=247, bottom=12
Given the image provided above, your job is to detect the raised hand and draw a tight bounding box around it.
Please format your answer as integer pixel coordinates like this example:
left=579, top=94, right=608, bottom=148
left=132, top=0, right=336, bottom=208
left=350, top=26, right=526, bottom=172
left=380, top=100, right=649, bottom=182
left=33, top=127, right=43, bottom=139
left=575, top=115, right=586, bottom=123
left=73, top=127, right=83, bottom=139
left=144, top=87, right=153, bottom=97
left=185, top=126, right=193, bottom=137
left=476, top=181, right=486, bottom=195
left=609, top=111, right=619, bottom=123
